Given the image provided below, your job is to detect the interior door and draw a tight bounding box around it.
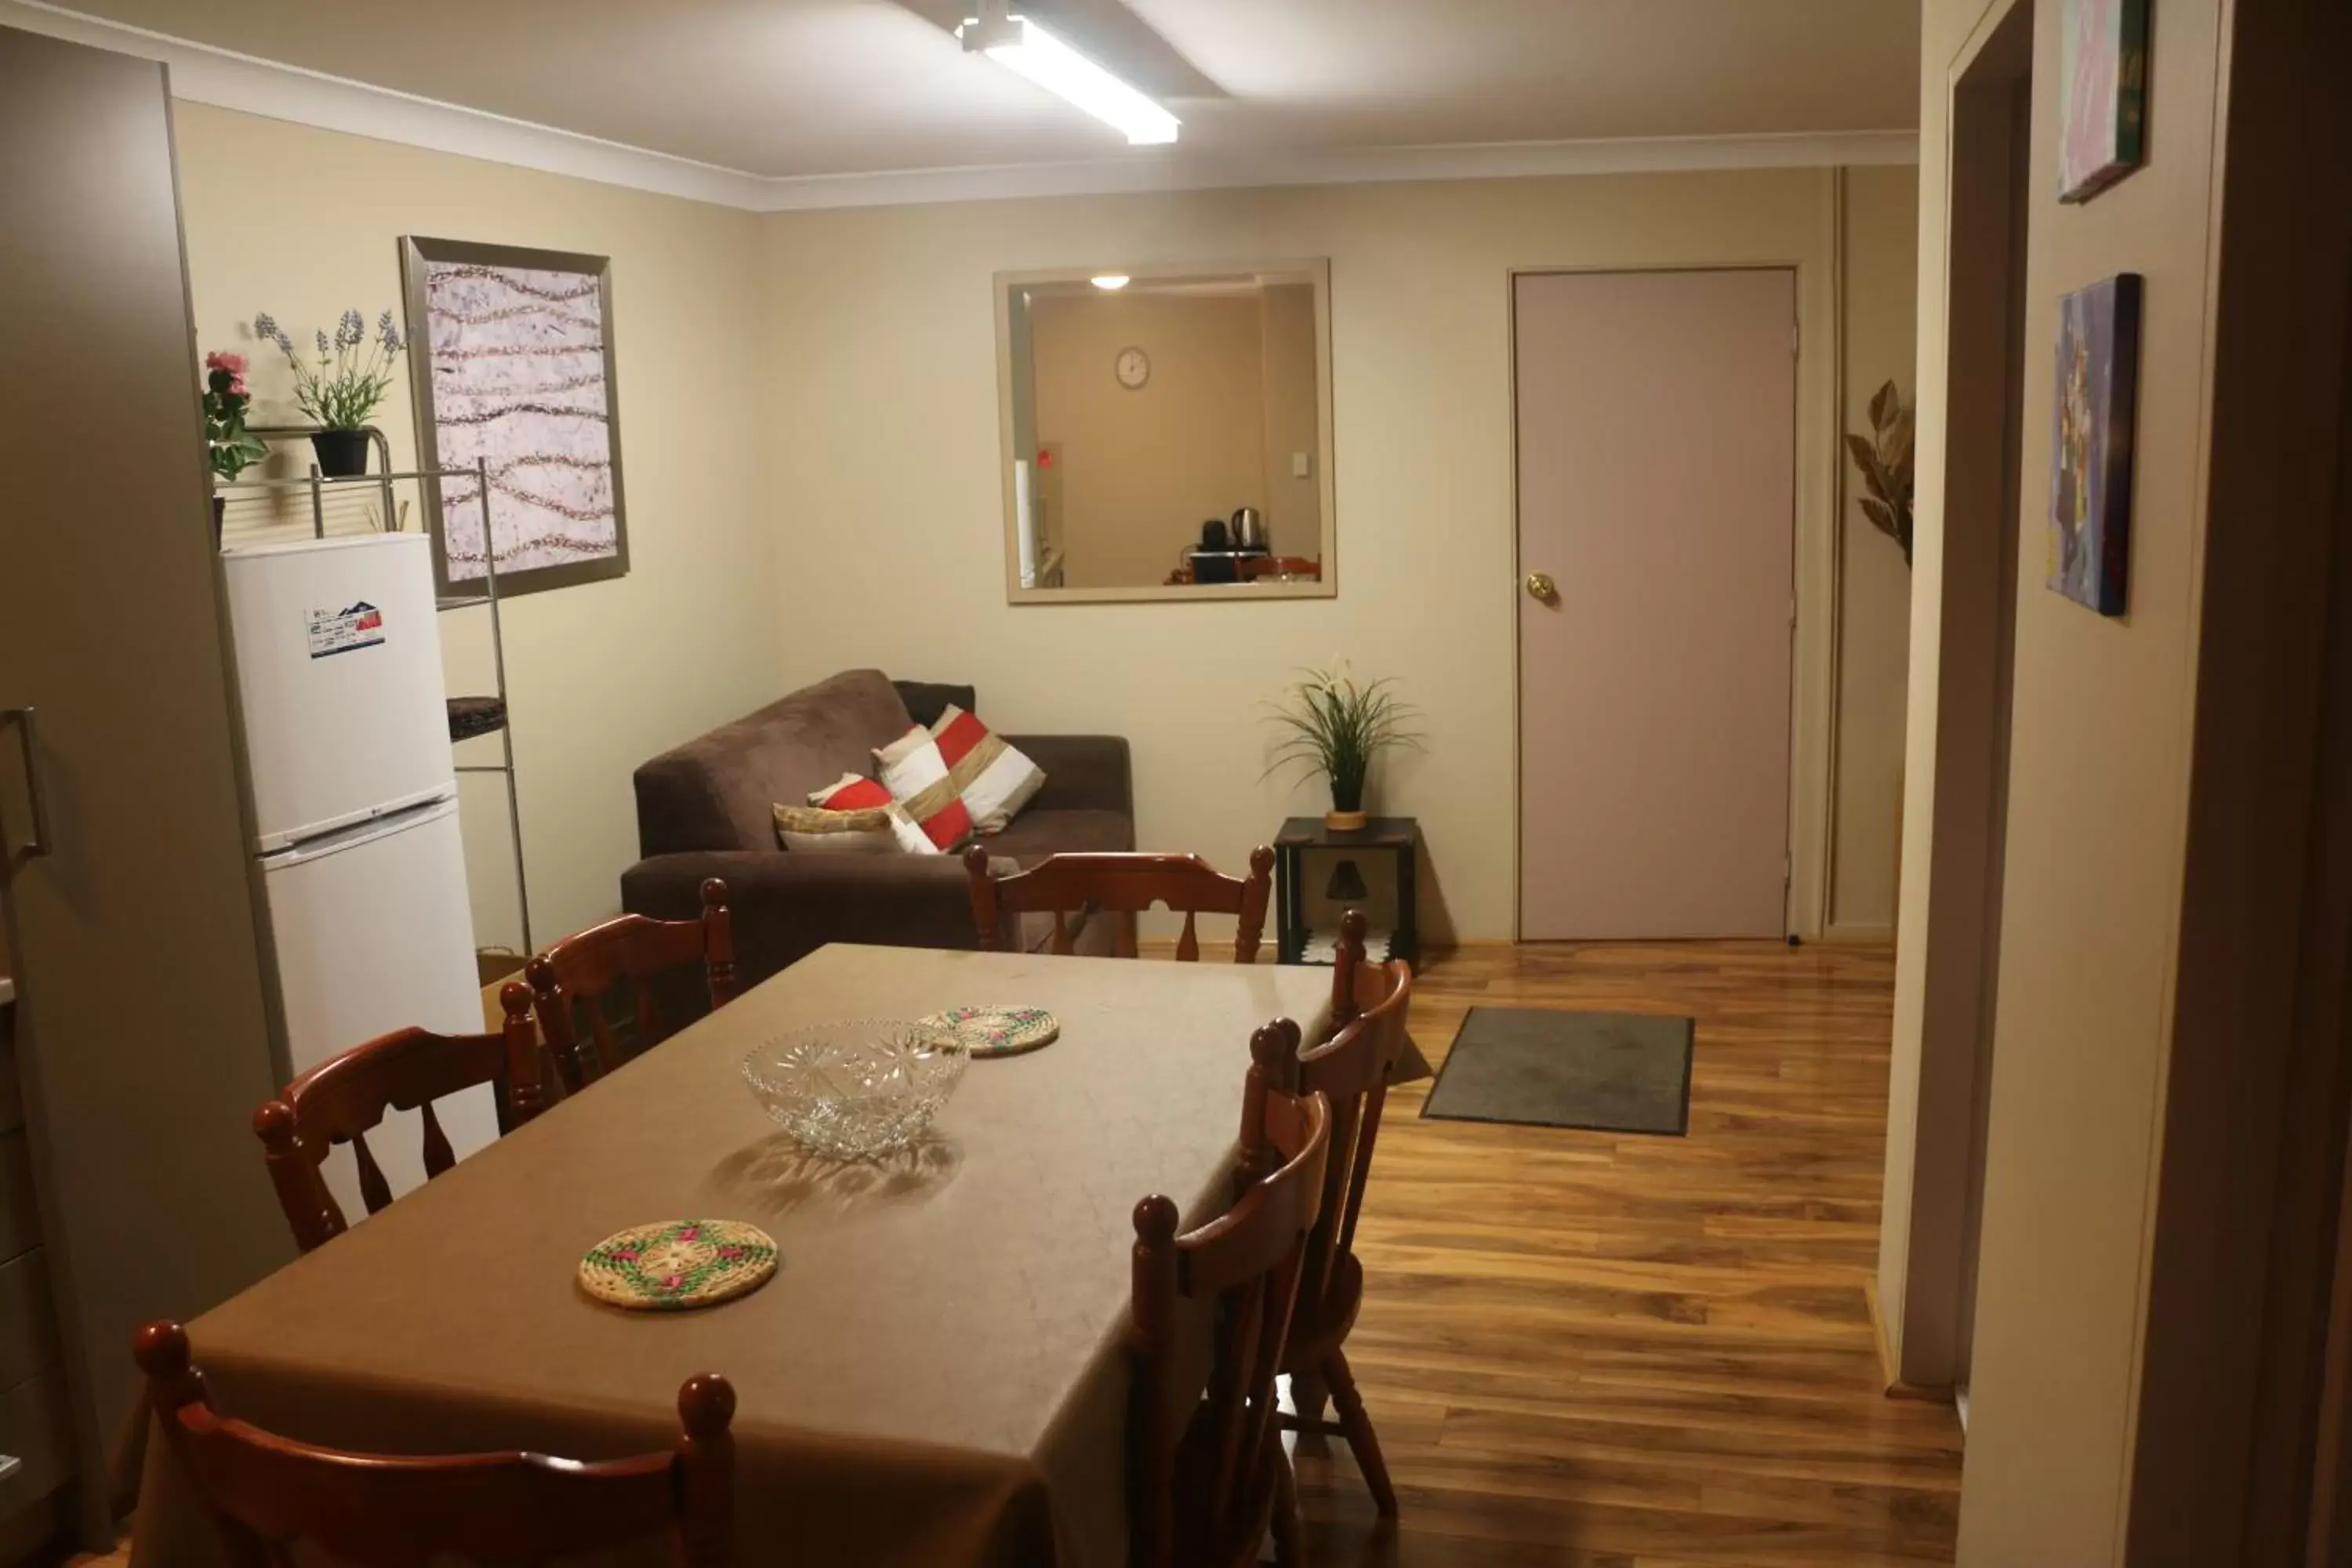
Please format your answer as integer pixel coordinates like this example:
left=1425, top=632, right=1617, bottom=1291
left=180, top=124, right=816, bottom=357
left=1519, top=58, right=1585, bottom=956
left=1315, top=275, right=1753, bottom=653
left=0, top=28, right=296, bottom=1545
left=1515, top=269, right=1798, bottom=939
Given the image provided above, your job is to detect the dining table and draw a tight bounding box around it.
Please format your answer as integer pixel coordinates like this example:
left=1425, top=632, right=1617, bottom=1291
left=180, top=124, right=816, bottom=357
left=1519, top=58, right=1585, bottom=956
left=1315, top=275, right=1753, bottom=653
left=129, top=943, right=1352, bottom=1567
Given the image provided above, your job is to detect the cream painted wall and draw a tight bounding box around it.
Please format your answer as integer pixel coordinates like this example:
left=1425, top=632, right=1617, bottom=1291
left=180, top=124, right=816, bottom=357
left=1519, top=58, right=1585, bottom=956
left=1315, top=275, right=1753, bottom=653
left=1882, top=0, right=2233, bottom=1558
left=1032, top=291, right=1270, bottom=589
left=172, top=103, right=776, bottom=947
left=760, top=171, right=1856, bottom=942
left=1830, top=167, right=1918, bottom=934
left=1257, top=282, right=1324, bottom=559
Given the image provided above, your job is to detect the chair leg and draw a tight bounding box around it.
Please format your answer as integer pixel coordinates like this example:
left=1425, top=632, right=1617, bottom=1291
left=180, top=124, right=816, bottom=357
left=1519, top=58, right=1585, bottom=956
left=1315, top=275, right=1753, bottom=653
left=1324, top=1350, right=1398, bottom=1518
left=1290, top=1367, right=1332, bottom=1428
left=1271, top=1446, right=1306, bottom=1567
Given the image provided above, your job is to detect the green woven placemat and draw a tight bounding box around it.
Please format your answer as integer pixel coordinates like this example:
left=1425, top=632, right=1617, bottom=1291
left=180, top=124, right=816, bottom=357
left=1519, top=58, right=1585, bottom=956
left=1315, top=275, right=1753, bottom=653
left=579, top=1219, right=778, bottom=1311
left=921, top=1006, right=1060, bottom=1059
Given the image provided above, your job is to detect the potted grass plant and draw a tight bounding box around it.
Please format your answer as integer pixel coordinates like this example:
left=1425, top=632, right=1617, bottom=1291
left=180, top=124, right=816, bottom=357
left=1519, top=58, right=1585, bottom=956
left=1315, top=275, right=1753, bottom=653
left=1846, top=379, right=1915, bottom=566
left=252, top=308, right=405, bottom=478
left=1264, top=662, right=1422, bottom=831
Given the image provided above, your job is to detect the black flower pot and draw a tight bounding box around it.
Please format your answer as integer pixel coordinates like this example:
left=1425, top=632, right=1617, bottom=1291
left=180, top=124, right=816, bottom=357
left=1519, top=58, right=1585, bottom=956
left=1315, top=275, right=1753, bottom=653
left=1326, top=775, right=1367, bottom=833
left=309, top=428, right=369, bottom=478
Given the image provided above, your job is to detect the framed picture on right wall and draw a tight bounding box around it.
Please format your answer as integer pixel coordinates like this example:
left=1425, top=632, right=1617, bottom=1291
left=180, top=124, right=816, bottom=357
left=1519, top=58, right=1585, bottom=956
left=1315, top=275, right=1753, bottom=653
left=2049, top=274, right=2144, bottom=617
left=2059, top=0, right=2152, bottom=201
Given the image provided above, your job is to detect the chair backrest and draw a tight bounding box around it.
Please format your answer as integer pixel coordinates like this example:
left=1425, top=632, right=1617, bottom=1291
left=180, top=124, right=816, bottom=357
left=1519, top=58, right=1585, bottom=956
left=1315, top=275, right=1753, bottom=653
left=963, top=847, right=1274, bottom=962
left=527, top=877, right=735, bottom=1090
left=1127, top=1021, right=1331, bottom=1568
left=1326, top=909, right=1370, bottom=1037
left=1236, top=555, right=1322, bottom=583
left=1294, top=949, right=1414, bottom=1321
left=252, top=982, right=544, bottom=1254
left=135, top=1321, right=733, bottom=1568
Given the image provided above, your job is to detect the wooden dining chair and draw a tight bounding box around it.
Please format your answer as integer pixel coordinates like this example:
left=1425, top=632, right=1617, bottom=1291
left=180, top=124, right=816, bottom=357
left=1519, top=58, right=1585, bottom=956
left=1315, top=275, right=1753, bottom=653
left=1236, top=555, right=1323, bottom=583
left=526, top=876, right=735, bottom=1091
left=963, top=846, right=1274, bottom=962
left=252, top=982, right=546, bottom=1254
left=1129, top=1021, right=1332, bottom=1568
left=134, top=1319, right=735, bottom=1567
left=1281, top=926, right=1416, bottom=1517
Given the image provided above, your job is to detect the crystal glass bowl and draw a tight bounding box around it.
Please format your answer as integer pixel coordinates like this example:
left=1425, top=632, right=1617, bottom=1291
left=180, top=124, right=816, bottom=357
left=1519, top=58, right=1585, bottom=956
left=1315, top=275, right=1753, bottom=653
left=741, top=1019, right=969, bottom=1160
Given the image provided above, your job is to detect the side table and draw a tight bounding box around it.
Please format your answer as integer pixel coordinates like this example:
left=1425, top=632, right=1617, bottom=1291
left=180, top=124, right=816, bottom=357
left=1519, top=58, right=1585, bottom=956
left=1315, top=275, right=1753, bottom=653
left=1272, top=815, right=1421, bottom=966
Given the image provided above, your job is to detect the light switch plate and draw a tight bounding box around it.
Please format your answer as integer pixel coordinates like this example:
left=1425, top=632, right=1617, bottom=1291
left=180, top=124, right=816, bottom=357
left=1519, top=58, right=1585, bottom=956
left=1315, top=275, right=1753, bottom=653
left=1290, top=450, right=1311, bottom=479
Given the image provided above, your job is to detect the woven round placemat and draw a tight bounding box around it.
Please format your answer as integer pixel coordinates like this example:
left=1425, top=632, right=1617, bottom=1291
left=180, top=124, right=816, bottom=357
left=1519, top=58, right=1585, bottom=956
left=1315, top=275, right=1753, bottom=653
left=920, top=1006, right=1060, bottom=1059
left=579, top=1219, right=778, bottom=1311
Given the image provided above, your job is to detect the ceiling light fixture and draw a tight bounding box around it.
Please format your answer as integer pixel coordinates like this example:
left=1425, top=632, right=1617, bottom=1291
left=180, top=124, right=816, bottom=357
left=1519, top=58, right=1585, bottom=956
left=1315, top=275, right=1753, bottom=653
left=958, top=7, right=1179, bottom=147
left=1091, top=274, right=1131, bottom=290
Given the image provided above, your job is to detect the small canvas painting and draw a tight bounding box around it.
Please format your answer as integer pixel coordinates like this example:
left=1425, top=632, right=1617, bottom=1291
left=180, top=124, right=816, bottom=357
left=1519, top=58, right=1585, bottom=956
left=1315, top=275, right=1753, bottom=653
left=2059, top=0, right=2151, bottom=201
left=2049, top=274, right=2143, bottom=617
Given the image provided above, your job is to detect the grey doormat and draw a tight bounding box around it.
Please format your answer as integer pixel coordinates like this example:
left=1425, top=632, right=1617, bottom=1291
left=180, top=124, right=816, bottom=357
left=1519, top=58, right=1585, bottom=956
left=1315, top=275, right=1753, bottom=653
left=1421, top=1007, right=1694, bottom=1135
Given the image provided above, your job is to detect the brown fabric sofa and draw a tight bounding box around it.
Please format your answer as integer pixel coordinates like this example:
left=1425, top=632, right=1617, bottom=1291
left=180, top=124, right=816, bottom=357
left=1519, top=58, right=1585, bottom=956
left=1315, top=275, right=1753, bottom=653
left=620, top=669, right=1133, bottom=992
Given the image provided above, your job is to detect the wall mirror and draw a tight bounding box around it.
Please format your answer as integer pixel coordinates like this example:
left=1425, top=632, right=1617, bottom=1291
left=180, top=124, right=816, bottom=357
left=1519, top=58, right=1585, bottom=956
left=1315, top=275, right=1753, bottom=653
left=996, top=260, right=1335, bottom=603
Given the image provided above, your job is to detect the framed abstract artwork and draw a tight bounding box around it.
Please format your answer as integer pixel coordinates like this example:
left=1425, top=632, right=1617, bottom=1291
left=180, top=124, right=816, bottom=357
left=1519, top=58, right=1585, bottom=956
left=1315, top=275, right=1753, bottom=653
left=2049, top=274, right=2143, bottom=617
left=2058, top=0, right=2151, bottom=201
left=399, top=237, right=630, bottom=597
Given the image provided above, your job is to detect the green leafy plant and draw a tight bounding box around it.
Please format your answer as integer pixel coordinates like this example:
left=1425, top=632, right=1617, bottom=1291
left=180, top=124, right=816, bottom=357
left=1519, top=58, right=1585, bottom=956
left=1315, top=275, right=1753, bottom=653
left=1846, top=379, right=1915, bottom=566
left=1262, top=662, right=1423, bottom=814
left=201, top=351, right=267, bottom=485
left=253, top=308, right=405, bottom=430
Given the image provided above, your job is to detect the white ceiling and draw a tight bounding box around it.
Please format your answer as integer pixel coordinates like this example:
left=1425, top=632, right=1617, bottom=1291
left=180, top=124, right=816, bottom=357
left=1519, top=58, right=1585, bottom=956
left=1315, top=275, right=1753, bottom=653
left=40, top=0, right=1920, bottom=181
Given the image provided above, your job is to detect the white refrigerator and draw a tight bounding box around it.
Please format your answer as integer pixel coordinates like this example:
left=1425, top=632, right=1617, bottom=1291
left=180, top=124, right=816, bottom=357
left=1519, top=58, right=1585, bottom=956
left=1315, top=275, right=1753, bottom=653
left=220, top=532, right=495, bottom=1225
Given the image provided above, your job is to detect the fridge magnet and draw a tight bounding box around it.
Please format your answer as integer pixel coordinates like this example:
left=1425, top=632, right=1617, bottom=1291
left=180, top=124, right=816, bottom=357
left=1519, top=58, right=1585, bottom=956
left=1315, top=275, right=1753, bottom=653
left=2049, top=274, right=2143, bottom=617
left=305, top=602, right=386, bottom=659
left=2059, top=0, right=2151, bottom=202
left=400, top=237, right=630, bottom=598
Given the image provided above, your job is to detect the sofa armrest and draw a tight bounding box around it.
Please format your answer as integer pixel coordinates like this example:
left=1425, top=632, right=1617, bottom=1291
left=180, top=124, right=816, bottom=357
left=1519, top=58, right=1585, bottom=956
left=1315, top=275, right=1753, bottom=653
left=622, top=850, right=979, bottom=996
left=1005, top=734, right=1131, bottom=818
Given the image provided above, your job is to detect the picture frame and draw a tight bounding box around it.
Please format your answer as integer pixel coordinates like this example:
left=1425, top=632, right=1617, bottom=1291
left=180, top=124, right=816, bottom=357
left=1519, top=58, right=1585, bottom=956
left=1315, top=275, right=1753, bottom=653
left=399, top=236, right=630, bottom=598
left=2058, top=0, right=2151, bottom=202
left=2048, top=274, right=2143, bottom=617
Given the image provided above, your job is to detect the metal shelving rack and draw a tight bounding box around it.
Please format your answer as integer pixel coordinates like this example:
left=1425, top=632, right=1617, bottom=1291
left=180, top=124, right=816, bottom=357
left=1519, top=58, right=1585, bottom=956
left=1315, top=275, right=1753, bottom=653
left=214, top=439, right=532, bottom=953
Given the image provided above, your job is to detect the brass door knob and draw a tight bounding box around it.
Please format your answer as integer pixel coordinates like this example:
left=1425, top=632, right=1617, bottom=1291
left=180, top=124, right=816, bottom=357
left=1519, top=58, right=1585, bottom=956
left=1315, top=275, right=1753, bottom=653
left=1524, top=571, right=1557, bottom=602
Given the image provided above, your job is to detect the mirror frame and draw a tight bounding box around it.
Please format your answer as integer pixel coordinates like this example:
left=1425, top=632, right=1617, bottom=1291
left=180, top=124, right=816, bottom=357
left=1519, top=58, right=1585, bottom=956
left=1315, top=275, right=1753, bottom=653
left=994, top=258, right=1338, bottom=604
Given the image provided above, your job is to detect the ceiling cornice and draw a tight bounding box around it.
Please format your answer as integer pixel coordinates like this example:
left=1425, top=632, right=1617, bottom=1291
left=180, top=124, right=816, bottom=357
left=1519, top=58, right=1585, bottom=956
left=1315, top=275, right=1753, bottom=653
left=2, top=0, right=1919, bottom=215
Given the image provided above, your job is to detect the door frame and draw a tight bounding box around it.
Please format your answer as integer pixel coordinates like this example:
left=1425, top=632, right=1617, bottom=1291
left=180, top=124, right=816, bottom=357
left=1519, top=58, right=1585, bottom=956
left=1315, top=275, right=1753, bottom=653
left=1507, top=257, right=1828, bottom=942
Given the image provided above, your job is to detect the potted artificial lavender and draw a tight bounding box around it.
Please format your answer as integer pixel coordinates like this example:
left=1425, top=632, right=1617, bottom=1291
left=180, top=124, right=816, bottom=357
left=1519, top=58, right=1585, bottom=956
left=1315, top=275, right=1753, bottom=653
left=253, top=308, right=404, bottom=478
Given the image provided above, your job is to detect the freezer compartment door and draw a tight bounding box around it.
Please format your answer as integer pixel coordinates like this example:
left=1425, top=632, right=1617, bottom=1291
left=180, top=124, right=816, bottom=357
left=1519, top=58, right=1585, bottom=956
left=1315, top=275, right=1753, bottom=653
left=260, top=800, right=492, bottom=1224
left=223, top=532, right=456, bottom=851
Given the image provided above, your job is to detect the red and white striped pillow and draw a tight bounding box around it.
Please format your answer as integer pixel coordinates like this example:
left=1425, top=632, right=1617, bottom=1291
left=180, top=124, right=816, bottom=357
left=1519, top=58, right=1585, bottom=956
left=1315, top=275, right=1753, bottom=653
left=797, top=774, right=938, bottom=855
left=862, top=737, right=977, bottom=853
left=924, top=706, right=1047, bottom=834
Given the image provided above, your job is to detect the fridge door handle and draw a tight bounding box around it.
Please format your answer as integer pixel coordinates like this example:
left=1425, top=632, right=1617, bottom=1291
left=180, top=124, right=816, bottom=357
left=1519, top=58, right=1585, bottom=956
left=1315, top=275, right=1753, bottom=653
left=2, top=707, right=53, bottom=859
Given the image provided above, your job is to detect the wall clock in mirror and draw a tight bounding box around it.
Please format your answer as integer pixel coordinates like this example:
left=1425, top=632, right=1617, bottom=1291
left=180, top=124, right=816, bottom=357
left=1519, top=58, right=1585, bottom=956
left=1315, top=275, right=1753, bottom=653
left=1114, top=346, right=1150, bottom=390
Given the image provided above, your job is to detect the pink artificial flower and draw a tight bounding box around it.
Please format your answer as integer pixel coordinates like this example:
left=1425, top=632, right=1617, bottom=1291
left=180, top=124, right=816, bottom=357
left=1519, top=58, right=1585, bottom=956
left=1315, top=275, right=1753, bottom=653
left=203, top=350, right=249, bottom=395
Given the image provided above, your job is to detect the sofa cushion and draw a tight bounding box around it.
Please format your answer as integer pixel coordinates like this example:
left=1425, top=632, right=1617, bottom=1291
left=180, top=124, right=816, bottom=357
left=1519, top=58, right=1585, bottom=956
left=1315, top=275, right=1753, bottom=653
left=983, top=808, right=1136, bottom=866
left=634, top=670, right=915, bottom=856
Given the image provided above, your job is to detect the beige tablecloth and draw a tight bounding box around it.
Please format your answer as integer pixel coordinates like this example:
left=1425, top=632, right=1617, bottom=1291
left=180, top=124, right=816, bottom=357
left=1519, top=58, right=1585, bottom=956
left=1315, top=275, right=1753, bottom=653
left=132, top=945, right=1334, bottom=1568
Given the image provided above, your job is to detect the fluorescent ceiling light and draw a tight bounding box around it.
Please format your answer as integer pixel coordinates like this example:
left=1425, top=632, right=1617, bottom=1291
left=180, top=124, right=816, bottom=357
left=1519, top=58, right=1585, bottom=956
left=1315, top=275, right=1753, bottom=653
left=1091, top=274, right=1131, bottom=290
left=959, top=14, right=1180, bottom=147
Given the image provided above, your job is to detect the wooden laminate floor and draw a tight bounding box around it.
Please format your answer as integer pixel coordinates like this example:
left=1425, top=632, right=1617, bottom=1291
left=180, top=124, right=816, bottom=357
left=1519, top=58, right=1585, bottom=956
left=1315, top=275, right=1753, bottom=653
left=1290, top=939, right=1961, bottom=1567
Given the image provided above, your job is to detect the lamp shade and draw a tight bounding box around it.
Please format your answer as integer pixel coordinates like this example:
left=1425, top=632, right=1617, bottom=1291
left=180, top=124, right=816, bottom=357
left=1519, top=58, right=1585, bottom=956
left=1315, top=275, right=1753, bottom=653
left=1325, top=858, right=1370, bottom=903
